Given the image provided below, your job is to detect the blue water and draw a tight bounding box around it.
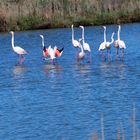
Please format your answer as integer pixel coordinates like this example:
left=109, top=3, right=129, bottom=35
left=0, top=23, right=140, bottom=140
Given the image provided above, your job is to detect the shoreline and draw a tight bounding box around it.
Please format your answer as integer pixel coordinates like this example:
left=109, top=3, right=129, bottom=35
left=1, top=16, right=140, bottom=32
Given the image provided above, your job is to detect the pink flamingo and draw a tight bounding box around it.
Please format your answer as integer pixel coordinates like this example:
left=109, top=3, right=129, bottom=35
left=10, top=31, right=28, bottom=64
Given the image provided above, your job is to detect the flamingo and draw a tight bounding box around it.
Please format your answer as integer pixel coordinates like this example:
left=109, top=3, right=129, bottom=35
left=99, top=26, right=107, bottom=60
left=117, top=25, right=126, bottom=60
left=114, top=26, right=120, bottom=59
left=79, top=25, right=91, bottom=63
left=114, top=25, right=126, bottom=60
left=10, top=31, right=28, bottom=64
left=106, top=32, right=115, bottom=61
left=77, top=38, right=85, bottom=62
left=40, top=35, right=49, bottom=58
left=47, top=46, right=56, bottom=64
left=71, top=24, right=80, bottom=48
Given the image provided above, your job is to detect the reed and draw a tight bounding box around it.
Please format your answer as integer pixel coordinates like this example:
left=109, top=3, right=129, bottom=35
left=0, top=0, right=139, bottom=31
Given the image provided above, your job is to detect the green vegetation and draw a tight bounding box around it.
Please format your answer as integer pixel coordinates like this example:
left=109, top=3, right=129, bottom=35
left=0, top=0, right=139, bottom=31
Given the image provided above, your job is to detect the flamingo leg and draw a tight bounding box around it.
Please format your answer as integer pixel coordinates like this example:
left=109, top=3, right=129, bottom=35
left=116, top=48, right=119, bottom=60
left=107, top=49, right=109, bottom=61
left=55, top=58, right=58, bottom=64
left=19, top=55, right=26, bottom=64
left=89, top=53, right=92, bottom=64
left=76, top=49, right=79, bottom=62
left=50, top=59, right=53, bottom=65
left=101, top=51, right=104, bottom=61
left=83, top=57, right=85, bottom=64
left=108, top=49, right=111, bottom=62
left=110, top=49, right=112, bottom=61
left=122, top=48, right=124, bottom=61
left=103, top=50, right=106, bottom=61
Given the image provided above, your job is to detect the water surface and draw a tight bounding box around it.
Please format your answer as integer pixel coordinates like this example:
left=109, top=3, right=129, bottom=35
left=0, top=23, right=140, bottom=140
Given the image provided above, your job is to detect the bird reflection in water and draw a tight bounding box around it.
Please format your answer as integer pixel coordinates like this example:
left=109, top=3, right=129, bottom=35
left=44, top=64, right=63, bottom=77
left=13, top=64, right=27, bottom=78
left=76, top=63, right=92, bottom=75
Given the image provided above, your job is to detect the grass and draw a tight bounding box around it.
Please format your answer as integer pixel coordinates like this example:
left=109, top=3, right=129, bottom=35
left=0, top=0, right=139, bottom=31
left=91, top=104, right=139, bottom=140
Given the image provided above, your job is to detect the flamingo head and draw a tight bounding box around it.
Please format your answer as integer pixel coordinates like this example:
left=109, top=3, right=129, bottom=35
left=10, top=31, right=14, bottom=35
left=103, top=26, right=106, bottom=29
left=79, top=38, right=82, bottom=42
left=112, top=32, right=115, bottom=36
left=40, top=35, right=44, bottom=39
left=71, top=24, right=73, bottom=28
left=118, top=25, right=121, bottom=29
left=79, top=26, right=84, bottom=29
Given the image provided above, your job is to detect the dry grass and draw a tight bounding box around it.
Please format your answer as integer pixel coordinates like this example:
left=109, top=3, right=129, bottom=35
left=0, top=0, right=139, bottom=31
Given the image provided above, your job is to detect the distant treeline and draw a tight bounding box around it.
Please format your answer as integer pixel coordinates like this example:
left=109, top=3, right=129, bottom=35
left=0, top=0, right=140, bottom=31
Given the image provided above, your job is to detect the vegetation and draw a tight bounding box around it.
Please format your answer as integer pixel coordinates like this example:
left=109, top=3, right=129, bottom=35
left=92, top=104, right=139, bottom=140
left=0, top=0, right=139, bottom=31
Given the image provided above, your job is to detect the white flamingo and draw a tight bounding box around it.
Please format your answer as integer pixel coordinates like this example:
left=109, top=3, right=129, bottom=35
left=99, top=26, right=107, bottom=60
left=118, top=25, right=126, bottom=59
left=79, top=25, right=91, bottom=63
left=106, top=32, right=115, bottom=61
left=114, top=29, right=119, bottom=59
left=10, top=31, right=28, bottom=64
left=77, top=38, right=85, bottom=62
left=71, top=24, right=80, bottom=48
left=114, top=25, right=126, bottom=60
left=40, top=35, right=49, bottom=58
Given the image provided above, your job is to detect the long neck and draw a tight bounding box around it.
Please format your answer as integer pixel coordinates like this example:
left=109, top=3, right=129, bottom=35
left=72, top=26, right=74, bottom=41
left=104, top=28, right=106, bottom=42
left=82, top=27, right=85, bottom=42
left=11, top=33, right=14, bottom=49
left=110, top=33, right=114, bottom=45
left=41, top=37, right=44, bottom=47
left=118, top=26, right=121, bottom=40
left=80, top=42, right=84, bottom=53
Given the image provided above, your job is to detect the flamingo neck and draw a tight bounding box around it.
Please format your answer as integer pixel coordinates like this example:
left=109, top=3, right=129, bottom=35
left=11, top=33, right=15, bottom=49
left=110, top=33, right=114, bottom=44
left=72, top=26, right=74, bottom=41
left=118, top=26, right=121, bottom=40
left=104, top=28, right=106, bottom=42
left=81, top=28, right=85, bottom=47
left=42, top=37, right=44, bottom=47
left=82, top=27, right=85, bottom=42
left=80, top=42, right=84, bottom=53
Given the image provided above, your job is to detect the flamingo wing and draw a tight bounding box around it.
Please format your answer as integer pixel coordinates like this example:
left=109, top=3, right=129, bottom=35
left=14, top=46, right=27, bottom=55
left=99, top=42, right=106, bottom=51
left=55, top=47, right=64, bottom=58
left=119, top=40, right=126, bottom=49
left=83, top=43, right=91, bottom=52
left=72, top=40, right=80, bottom=48
left=106, top=42, right=111, bottom=48
left=114, top=40, right=119, bottom=48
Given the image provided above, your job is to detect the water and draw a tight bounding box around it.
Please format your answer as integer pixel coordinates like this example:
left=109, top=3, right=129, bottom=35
left=0, top=23, right=140, bottom=140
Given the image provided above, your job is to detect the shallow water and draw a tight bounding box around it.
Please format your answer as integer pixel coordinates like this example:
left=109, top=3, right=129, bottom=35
left=0, top=23, right=140, bottom=139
